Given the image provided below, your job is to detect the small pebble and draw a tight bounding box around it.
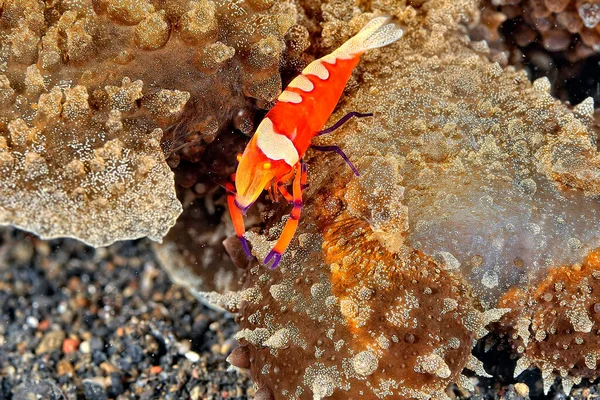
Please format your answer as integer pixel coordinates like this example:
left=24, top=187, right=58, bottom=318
left=189, top=386, right=202, bottom=400
left=57, top=359, right=75, bottom=376
left=150, top=366, right=162, bottom=374
left=178, top=340, right=191, bottom=355
left=514, top=382, right=530, bottom=397
left=38, top=319, right=50, bottom=331
left=26, top=316, right=39, bottom=328
left=62, top=338, right=80, bottom=354
left=36, top=330, right=66, bottom=354
left=82, top=378, right=108, bottom=400
left=185, top=351, right=200, bottom=363
left=80, top=340, right=91, bottom=354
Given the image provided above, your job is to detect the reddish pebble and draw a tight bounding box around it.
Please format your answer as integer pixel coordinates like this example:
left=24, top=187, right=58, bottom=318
left=150, top=366, right=162, bottom=374
left=38, top=319, right=50, bottom=331
left=62, top=338, right=80, bottom=354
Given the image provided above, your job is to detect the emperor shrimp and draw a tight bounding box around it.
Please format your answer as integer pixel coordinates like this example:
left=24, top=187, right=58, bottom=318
left=227, top=16, right=404, bottom=268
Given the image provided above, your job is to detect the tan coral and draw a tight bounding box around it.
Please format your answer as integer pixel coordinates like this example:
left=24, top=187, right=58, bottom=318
left=499, top=249, right=600, bottom=395
left=0, top=0, right=307, bottom=246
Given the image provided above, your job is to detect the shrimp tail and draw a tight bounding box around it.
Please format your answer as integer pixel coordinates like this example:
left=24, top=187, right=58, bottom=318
left=339, top=16, right=404, bottom=56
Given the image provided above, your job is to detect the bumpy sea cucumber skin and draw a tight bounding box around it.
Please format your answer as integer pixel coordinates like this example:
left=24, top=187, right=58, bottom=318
left=214, top=0, right=600, bottom=397
left=0, top=0, right=304, bottom=247
left=335, top=13, right=600, bottom=309
left=220, top=2, right=511, bottom=399
left=499, top=250, right=600, bottom=395
left=233, top=199, right=499, bottom=399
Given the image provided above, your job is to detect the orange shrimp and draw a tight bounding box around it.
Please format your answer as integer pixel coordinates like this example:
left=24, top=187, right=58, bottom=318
left=227, top=16, right=404, bottom=268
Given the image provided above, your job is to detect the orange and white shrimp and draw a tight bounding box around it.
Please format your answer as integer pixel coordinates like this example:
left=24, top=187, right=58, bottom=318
left=227, top=16, right=403, bottom=268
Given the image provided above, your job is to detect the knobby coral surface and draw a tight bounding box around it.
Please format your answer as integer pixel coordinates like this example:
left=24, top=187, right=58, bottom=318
left=0, top=0, right=308, bottom=247
left=499, top=250, right=600, bottom=395
left=197, top=0, right=600, bottom=397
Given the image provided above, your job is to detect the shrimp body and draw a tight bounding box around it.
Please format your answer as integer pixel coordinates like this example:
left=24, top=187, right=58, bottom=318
left=228, top=16, right=403, bottom=268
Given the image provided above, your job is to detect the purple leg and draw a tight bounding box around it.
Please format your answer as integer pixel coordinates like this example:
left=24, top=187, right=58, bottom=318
left=300, top=162, right=309, bottom=190
left=239, top=236, right=252, bottom=259
left=311, top=145, right=360, bottom=176
left=316, top=112, right=373, bottom=136
left=264, top=250, right=282, bottom=269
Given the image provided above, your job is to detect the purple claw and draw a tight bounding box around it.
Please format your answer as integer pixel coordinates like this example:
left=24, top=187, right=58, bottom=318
left=239, top=236, right=252, bottom=259
left=264, top=250, right=282, bottom=269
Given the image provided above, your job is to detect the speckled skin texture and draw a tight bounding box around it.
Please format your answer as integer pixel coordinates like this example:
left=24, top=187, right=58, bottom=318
left=499, top=250, right=600, bottom=395
left=215, top=0, right=600, bottom=398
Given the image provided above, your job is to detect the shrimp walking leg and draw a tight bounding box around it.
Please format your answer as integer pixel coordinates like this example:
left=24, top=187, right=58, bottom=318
left=226, top=177, right=252, bottom=258
left=311, top=145, right=360, bottom=176
left=277, top=183, right=293, bottom=202
left=264, top=163, right=303, bottom=268
left=315, top=112, right=373, bottom=136
left=300, top=162, right=307, bottom=189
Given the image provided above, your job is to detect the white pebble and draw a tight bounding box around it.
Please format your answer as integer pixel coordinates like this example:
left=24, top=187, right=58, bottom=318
left=185, top=351, right=200, bottom=363
left=80, top=340, right=91, bottom=354
left=26, top=316, right=39, bottom=328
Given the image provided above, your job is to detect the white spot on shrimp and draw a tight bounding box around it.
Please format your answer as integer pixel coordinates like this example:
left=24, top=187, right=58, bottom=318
left=302, top=60, right=329, bottom=80
left=255, top=118, right=299, bottom=167
left=278, top=90, right=303, bottom=104
left=287, top=75, right=314, bottom=92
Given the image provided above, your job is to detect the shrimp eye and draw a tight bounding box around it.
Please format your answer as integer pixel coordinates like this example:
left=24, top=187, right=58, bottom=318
left=263, top=162, right=272, bottom=169
left=236, top=153, right=243, bottom=162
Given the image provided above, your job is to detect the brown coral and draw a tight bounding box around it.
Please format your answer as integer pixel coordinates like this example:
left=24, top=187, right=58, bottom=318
left=499, top=250, right=600, bottom=394
left=0, top=0, right=307, bottom=246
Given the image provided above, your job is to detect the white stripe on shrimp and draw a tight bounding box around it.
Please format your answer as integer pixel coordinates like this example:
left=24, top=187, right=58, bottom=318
left=287, top=75, right=314, bottom=92
left=278, top=90, right=303, bottom=103
left=302, top=60, right=329, bottom=80
left=255, top=117, right=299, bottom=167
